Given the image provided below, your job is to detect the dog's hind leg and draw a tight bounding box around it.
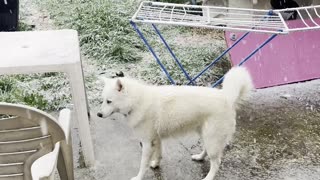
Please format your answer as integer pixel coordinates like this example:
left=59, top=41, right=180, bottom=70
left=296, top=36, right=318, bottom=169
left=201, top=122, right=232, bottom=180
left=150, top=136, right=162, bottom=169
left=131, top=141, right=154, bottom=180
left=202, top=138, right=225, bottom=180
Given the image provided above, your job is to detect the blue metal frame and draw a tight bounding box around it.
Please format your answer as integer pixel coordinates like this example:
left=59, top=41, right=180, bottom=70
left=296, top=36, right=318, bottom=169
left=130, top=21, right=175, bottom=84
left=152, top=24, right=195, bottom=85
left=130, top=20, right=278, bottom=88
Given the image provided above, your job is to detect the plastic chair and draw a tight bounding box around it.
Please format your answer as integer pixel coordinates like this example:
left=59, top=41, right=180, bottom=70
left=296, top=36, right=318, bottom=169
left=0, top=102, right=74, bottom=180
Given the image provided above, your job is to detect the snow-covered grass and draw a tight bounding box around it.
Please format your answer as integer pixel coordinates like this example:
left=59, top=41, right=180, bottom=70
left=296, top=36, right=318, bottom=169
left=36, top=0, right=146, bottom=64
left=1, top=0, right=230, bottom=111
left=0, top=73, right=71, bottom=110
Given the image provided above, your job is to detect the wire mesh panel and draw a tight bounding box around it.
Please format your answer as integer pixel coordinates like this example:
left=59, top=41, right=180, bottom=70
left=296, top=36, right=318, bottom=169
left=132, top=1, right=288, bottom=34
left=132, top=1, right=320, bottom=34
left=275, top=5, right=320, bottom=32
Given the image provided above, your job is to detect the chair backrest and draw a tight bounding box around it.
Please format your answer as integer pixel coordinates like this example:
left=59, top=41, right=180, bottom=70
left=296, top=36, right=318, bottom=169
left=0, top=103, right=65, bottom=180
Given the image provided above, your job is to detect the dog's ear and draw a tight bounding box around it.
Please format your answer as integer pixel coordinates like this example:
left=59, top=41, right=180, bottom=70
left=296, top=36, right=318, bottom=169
left=116, top=71, right=124, bottom=77
left=116, top=79, right=123, bottom=92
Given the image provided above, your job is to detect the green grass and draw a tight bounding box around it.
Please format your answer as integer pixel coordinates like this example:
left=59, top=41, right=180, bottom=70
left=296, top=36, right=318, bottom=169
left=18, top=22, right=35, bottom=31
left=0, top=76, right=49, bottom=110
left=139, top=44, right=231, bottom=85
left=0, top=73, right=72, bottom=111
left=37, top=0, right=147, bottom=64
left=0, top=77, right=15, bottom=93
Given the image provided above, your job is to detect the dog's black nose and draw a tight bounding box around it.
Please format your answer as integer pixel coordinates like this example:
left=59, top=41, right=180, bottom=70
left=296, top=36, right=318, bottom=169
left=97, top=113, right=103, bottom=118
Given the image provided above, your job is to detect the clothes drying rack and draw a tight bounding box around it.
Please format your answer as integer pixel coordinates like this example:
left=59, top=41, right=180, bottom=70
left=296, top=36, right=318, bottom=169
left=130, top=1, right=320, bottom=87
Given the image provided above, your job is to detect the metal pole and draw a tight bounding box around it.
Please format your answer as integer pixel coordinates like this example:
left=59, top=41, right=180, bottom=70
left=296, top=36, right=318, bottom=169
left=152, top=24, right=195, bottom=85
left=130, top=21, right=175, bottom=84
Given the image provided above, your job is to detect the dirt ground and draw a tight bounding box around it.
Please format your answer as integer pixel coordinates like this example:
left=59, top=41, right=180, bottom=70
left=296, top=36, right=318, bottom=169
left=20, top=1, right=320, bottom=179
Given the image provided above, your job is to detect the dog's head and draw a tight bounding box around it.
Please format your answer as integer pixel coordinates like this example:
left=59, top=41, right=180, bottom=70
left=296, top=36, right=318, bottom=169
left=97, top=77, right=133, bottom=119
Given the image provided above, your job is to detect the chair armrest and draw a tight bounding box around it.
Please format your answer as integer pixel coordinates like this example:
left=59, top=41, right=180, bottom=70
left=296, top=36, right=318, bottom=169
left=58, top=108, right=72, bottom=144
left=31, top=142, right=60, bottom=180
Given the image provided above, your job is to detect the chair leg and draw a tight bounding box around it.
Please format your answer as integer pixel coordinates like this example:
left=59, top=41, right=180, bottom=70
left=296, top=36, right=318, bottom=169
left=57, top=140, right=74, bottom=180
left=57, top=150, right=68, bottom=180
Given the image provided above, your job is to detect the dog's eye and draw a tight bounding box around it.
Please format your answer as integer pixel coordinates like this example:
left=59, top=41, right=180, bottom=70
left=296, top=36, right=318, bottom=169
left=106, top=100, right=112, bottom=104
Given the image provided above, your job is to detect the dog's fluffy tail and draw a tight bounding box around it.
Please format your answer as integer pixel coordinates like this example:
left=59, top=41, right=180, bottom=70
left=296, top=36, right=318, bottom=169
left=222, top=66, right=253, bottom=107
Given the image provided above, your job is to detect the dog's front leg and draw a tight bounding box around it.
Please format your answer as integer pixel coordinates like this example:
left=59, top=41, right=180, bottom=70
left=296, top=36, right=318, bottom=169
left=131, top=141, right=153, bottom=180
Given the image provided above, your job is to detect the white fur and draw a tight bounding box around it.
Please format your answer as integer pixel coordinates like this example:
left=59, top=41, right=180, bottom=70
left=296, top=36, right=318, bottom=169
left=98, top=67, right=253, bottom=180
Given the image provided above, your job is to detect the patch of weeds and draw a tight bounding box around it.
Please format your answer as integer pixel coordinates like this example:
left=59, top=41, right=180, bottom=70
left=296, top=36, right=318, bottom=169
left=138, top=44, right=231, bottom=85
left=0, top=74, right=71, bottom=111
left=109, top=43, right=141, bottom=63
left=0, top=83, right=48, bottom=110
left=20, top=92, right=49, bottom=110
left=139, top=61, right=170, bottom=85
left=37, top=0, right=150, bottom=64
left=42, top=72, right=59, bottom=77
left=18, top=22, right=35, bottom=31
left=40, top=82, right=54, bottom=91
left=13, top=73, right=59, bottom=82
left=193, top=28, right=224, bottom=37
left=13, top=74, right=35, bottom=82
left=0, top=77, right=16, bottom=93
left=133, top=24, right=229, bottom=85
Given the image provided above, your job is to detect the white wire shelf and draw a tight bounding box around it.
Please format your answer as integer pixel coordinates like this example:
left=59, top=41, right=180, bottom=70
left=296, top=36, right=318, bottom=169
left=131, top=1, right=320, bottom=34
left=276, top=5, right=320, bottom=32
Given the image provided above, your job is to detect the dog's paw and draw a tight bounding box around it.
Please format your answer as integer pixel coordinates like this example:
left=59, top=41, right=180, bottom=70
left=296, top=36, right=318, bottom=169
left=150, top=160, right=160, bottom=169
left=191, top=154, right=205, bottom=161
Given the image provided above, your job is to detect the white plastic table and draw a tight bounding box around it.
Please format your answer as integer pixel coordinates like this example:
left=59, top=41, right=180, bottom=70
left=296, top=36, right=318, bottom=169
left=0, top=29, right=95, bottom=166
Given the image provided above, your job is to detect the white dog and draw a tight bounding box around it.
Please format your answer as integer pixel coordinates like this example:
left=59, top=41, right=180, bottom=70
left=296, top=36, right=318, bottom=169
left=97, top=67, right=253, bottom=180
